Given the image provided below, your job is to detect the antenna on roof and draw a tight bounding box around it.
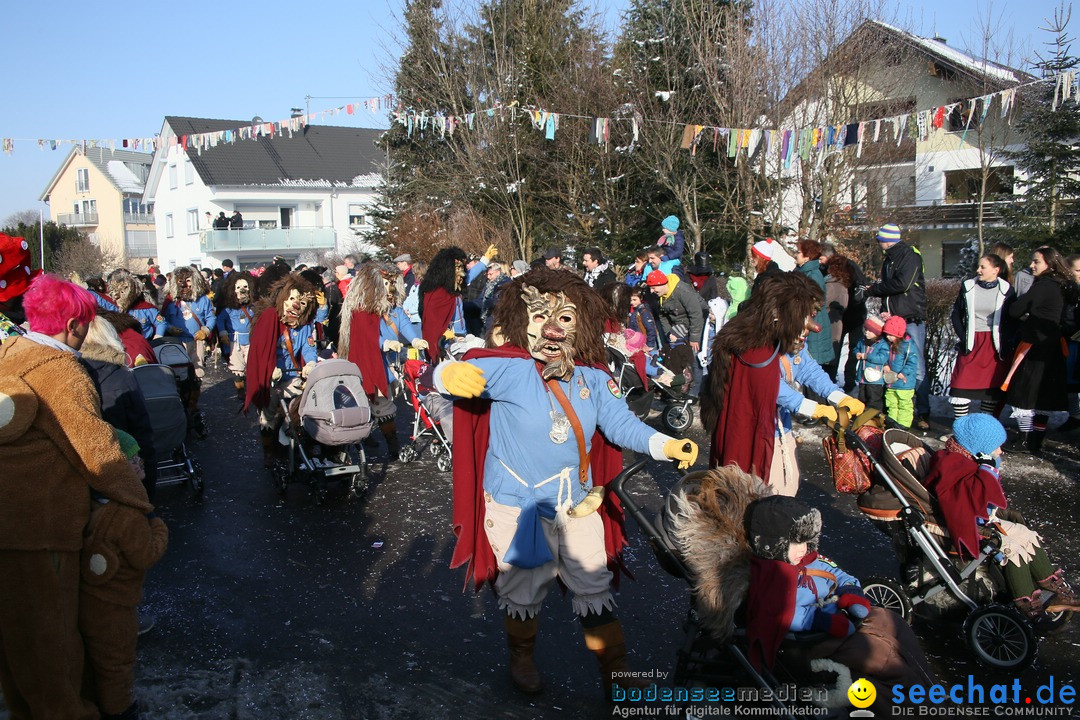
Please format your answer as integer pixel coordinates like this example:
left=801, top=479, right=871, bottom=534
left=290, top=107, right=304, bottom=118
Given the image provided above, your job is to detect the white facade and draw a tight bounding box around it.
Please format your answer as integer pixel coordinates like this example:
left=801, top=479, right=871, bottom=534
left=144, top=120, right=381, bottom=271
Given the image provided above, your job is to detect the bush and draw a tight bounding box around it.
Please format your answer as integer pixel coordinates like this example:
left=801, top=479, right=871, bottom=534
left=925, top=278, right=960, bottom=396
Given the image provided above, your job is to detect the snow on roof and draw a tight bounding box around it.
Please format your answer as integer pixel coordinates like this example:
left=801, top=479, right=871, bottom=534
left=106, top=160, right=145, bottom=193
left=272, top=173, right=382, bottom=189
left=871, top=20, right=1023, bottom=85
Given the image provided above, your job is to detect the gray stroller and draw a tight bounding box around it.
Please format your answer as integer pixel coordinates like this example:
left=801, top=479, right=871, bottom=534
left=132, top=363, right=204, bottom=499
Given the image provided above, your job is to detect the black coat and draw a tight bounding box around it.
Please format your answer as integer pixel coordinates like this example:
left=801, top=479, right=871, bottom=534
left=82, top=359, right=158, bottom=495
left=868, top=241, right=926, bottom=323
left=1005, top=275, right=1067, bottom=411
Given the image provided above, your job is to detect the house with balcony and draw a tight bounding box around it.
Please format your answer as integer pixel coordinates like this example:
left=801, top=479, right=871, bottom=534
left=39, top=147, right=156, bottom=268
left=772, top=21, right=1034, bottom=277
left=143, top=116, right=385, bottom=271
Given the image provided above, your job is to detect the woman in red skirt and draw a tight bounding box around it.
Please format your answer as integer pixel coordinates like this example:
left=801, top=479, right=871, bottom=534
left=949, top=253, right=1014, bottom=418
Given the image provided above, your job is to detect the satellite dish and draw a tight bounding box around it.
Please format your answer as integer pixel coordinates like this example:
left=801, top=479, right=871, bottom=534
left=252, top=116, right=263, bottom=124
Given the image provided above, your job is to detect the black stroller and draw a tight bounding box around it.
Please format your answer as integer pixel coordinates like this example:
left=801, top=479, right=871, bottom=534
left=272, top=359, right=371, bottom=504
left=150, top=336, right=208, bottom=439
left=606, top=346, right=696, bottom=434
left=132, top=363, right=204, bottom=499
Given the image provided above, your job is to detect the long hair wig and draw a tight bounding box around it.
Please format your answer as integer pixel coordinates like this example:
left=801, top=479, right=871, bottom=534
left=700, top=272, right=823, bottom=432
left=165, top=265, right=209, bottom=303
left=485, top=267, right=610, bottom=366
left=337, top=262, right=403, bottom=358
left=217, top=271, right=260, bottom=310
left=253, top=272, right=319, bottom=328
left=418, top=246, right=468, bottom=316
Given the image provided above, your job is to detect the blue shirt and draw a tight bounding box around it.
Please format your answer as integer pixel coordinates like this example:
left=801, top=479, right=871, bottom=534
left=776, top=347, right=842, bottom=432
left=128, top=303, right=167, bottom=339
left=217, top=306, right=255, bottom=346
left=276, top=323, right=319, bottom=378
left=789, top=556, right=862, bottom=632
left=162, top=296, right=216, bottom=340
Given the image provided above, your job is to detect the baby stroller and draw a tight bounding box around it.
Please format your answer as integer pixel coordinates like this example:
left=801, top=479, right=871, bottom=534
left=132, top=363, right=204, bottom=499
left=606, top=345, right=696, bottom=434
left=150, top=336, right=208, bottom=439
left=837, top=421, right=1064, bottom=671
left=272, top=359, right=371, bottom=505
left=611, top=461, right=845, bottom=718
left=398, top=358, right=452, bottom=472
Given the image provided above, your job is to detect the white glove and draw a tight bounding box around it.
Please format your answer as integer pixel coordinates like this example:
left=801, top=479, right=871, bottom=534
left=271, top=367, right=283, bottom=382
left=411, top=337, right=429, bottom=350
left=383, top=340, right=404, bottom=353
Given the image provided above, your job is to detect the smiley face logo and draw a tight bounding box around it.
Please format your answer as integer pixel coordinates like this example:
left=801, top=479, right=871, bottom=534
left=848, top=677, right=876, bottom=709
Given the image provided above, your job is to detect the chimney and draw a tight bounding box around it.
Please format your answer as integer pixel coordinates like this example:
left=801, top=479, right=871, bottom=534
left=932, top=36, right=947, bottom=45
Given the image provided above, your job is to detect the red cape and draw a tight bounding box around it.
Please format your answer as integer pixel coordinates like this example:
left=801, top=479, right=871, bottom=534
left=243, top=309, right=283, bottom=413
left=709, top=344, right=780, bottom=483
left=449, top=345, right=629, bottom=592
left=924, top=447, right=1007, bottom=558
left=347, top=310, right=388, bottom=398
left=746, top=551, right=817, bottom=670
left=421, top=287, right=457, bottom=363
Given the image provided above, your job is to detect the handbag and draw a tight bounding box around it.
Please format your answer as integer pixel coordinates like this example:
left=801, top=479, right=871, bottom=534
left=821, top=408, right=885, bottom=494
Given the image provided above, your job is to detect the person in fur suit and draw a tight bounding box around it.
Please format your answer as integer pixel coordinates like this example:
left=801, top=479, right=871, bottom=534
left=338, top=263, right=428, bottom=462
left=215, top=271, right=259, bottom=400
left=418, top=246, right=469, bottom=363
left=701, top=272, right=863, bottom=494
left=161, top=266, right=215, bottom=377
left=243, top=273, right=320, bottom=467
left=80, top=429, right=168, bottom=720
left=107, top=269, right=167, bottom=340
left=436, top=268, right=698, bottom=698
left=0, top=274, right=151, bottom=720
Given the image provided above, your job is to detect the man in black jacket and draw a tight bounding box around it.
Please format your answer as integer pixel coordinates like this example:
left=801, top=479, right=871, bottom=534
left=862, top=224, right=930, bottom=428
left=581, top=248, right=616, bottom=289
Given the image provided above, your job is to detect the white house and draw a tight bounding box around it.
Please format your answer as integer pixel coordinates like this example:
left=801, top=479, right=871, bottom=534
left=143, top=116, right=385, bottom=271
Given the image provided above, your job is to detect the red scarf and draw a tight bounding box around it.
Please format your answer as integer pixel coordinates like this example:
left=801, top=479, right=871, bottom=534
left=421, top=287, right=457, bottom=363
left=450, top=345, right=628, bottom=591
left=347, top=310, right=388, bottom=398
left=746, top=551, right=818, bottom=670
left=709, top=344, right=780, bottom=483
left=924, top=445, right=1007, bottom=558
left=243, top=309, right=284, bottom=413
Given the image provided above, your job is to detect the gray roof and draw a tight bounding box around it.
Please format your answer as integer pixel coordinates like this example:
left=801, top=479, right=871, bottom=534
left=39, top=146, right=153, bottom=201
left=165, top=116, right=385, bottom=187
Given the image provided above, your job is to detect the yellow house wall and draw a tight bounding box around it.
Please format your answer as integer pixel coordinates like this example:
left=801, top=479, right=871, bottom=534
left=48, top=154, right=126, bottom=260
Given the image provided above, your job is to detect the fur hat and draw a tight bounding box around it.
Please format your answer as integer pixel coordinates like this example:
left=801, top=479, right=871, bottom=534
left=0, top=233, right=42, bottom=303
left=864, top=314, right=884, bottom=336
left=662, top=215, right=680, bottom=232
left=883, top=315, right=907, bottom=338
left=645, top=269, right=669, bottom=286
left=876, top=224, right=901, bottom=243
left=745, top=495, right=821, bottom=562
left=953, top=415, right=1007, bottom=458
left=751, top=238, right=775, bottom=261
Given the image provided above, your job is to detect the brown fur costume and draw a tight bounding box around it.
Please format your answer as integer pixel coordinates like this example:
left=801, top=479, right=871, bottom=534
left=485, top=267, right=611, bottom=367
left=701, top=272, right=823, bottom=433
left=164, top=265, right=209, bottom=303
left=216, top=271, right=260, bottom=311
left=252, top=273, right=319, bottom=329
left=106, top=269, right=152, bottom=314
left=337, top=262, right=403, bottom=358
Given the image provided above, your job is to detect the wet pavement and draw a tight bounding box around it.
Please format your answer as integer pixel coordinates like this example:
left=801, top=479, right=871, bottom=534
left=4, top=362, right=1079, bottom=719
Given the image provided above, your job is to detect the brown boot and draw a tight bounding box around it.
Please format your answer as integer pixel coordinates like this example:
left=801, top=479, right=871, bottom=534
left=379, top=420, right=400, bottom=462
left=1014, top=593, right=1050, bottom=623
left=1038, top=570, right=1080, bottom=613
left=582, top=619, right=649, bottom=699
left=504, top=615, right=542, bottom=694
left=234, top=377, right=245, bottom=400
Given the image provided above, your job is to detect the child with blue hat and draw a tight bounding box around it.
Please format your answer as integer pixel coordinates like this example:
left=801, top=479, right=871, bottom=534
left=657, top=215, right=685, bottom=263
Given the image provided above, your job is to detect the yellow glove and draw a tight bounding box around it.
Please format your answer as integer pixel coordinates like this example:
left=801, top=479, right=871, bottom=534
left=442, top=361, right=486, bottom=398
left=411, top=337, right=429, bottom=350
left=483, top=243, right=498, bottom=262
left=443, top=328, right=456, bottom=340
left=218, top=332, right=231, bottom=347
left=133, top=355, right=149, bottom=367
left=837, top=396, right=866, bottom=417
left=812, top=404, right=838, bottom=423
left=383, top=340, right=404, bottom=353
left=316, top=291, right=326, bottom=307
left=663, top=438, right=699, bottom=470
left=194, top=327, right=209, bottom=341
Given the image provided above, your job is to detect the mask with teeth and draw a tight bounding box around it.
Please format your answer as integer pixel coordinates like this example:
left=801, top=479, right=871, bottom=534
left=523, top=285, right=578, bottom=381
left=281, top=288, right=312, bottom=328
left=234, top=279, right=250, bottom=305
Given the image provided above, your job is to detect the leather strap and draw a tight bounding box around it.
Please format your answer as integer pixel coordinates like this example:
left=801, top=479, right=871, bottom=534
left=546, top=377, right=589, bottom=489
left=281, top=326, right=304, bottom=370
left=803, top=567, right=837, bottom=583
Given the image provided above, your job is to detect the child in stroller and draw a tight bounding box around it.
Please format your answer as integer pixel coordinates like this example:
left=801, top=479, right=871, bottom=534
left=272, top=359, right=371, bottom=504
left=398, top=357, right=453, bottom=471
left=924, top=415, right=1079, bottom=623
left=606, top=327, right=696, bottom=434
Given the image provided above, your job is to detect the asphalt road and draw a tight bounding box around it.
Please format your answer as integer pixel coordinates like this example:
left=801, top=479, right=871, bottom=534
left=3, top=363, right=1078, bottom=719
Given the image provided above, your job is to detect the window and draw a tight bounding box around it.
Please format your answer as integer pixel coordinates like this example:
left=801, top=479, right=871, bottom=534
left=168, top=164, right=177, bottom=189
left=76, top=168, right=90, bottom=193
left=349, top=204, right=366, bottom=226
left=125, top=230, right=156, bottom=256
left=82, top=200, right=97, bottom=215
left=184, top=159, right=194, bottom=185
left=947, top=99, right=979, bottom=133
left=944, top=167, right=1014, bottom=204
left=186, top=209, right=199, bottom=234
left=73, top=203, right=80, bottom=215
left=165, top=213, right=174, bottom=238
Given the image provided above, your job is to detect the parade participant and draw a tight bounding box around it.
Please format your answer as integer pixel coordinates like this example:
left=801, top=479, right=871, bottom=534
left=419, top=246, right=469, bottom=362
left=702, top=272, right=863, bottom=494
left=439, top=268, right=698, bottom=697
left=338, top=263, right=428, bottom=462
left=0, top=274, right=151, bottom=719
left=161, top=266, right=215, bottom=378
left=216, top=271, right=260, bottom=400
left=0, top=232, right=41, bottom=340
left=107, top=269, right=168, bottom=340
left=79, top=429, right=168, bottom=720
left=243, top=273, right=321, bottom=467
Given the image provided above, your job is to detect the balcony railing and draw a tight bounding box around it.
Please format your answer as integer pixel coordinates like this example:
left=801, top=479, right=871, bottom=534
left=200, top=227, right=338, bottom=253
left=124, top=212, right=155, bottom=224
left=57, top=212, right=99, bottom=227
left=830, top=200, right=1018, bottom=229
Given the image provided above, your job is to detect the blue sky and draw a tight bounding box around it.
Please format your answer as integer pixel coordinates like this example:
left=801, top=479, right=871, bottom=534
left=0, top=0, right=1071, bottom=226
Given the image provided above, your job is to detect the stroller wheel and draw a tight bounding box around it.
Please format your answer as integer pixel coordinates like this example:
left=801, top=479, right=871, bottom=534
left=662, top=402, right=694, bottom=434
left=963, top=604, right=1038, bottom=671
left=399, top=445, right=419, bottom=464
left=436, top=451, right=452, bottom=473
left=862, top=576, right=912, bottom=622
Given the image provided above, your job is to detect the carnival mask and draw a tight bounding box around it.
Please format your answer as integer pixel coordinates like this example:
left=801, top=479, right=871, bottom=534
left=454, top=260, right=466, bottom=292
left=791, top=312, right=822, bottom=354
left=523, top=285, right=577, bottom=381
left=178, top=275, right=195, bottom=301
left=382, top=272, right=395, bottom=305
left=281, top=288, right=312, bottom=328
left=234, top=279, right=250, bottom=305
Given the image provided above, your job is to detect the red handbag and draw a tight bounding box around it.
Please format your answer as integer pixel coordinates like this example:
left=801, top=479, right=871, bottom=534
left=822, top=409, right=885, bottom=494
